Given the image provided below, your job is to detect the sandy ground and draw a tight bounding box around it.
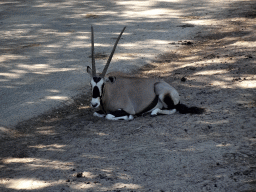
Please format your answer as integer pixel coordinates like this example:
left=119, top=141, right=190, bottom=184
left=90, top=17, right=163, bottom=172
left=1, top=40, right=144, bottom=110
left=0, top=0, right=256, bottom=192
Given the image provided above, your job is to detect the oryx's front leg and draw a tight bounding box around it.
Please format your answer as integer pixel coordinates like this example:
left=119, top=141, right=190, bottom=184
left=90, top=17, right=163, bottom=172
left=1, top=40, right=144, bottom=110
left=93, top=110, right=106, bottom=118
left=105, top=109, right=134, bottom=121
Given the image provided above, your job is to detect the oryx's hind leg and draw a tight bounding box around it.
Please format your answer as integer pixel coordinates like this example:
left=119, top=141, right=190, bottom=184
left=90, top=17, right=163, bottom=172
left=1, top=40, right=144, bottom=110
left=151, top=108, right=176, bottom=116
left=151, top=93, right=177, bottom=116
left=105, top=109, right=134, bottom=121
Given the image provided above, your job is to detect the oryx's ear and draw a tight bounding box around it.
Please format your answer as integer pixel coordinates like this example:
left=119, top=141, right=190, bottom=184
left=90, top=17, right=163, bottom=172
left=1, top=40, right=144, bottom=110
left=106, top=76, right=116, bottom=83
left=87, top=66, right=93, bottom=76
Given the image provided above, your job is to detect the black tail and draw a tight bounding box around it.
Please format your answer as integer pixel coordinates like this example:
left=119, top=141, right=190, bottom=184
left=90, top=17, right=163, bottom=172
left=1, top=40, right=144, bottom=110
left=175, top=103, right=205, bottom=114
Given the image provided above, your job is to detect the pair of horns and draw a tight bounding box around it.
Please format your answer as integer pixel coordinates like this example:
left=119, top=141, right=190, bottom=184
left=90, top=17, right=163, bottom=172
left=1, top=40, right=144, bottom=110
left=91, top=26, right=126, bottom=77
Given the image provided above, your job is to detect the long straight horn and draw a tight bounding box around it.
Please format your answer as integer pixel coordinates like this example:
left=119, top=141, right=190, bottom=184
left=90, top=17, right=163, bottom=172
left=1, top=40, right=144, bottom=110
left=91, top=26, right=96, bottom=76
left=100, top=26, right=126, bottom=77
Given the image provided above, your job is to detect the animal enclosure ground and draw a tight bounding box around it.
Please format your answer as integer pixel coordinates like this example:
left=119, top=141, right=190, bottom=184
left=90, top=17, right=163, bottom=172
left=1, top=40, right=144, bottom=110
left=0, top=1, right=256, bottom=192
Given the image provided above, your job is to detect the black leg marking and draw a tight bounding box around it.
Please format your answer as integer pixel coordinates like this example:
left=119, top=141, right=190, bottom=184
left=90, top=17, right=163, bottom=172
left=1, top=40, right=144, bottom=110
left=163, top=94, right=175, bottom=109
left=93, top=110, right=106, bottom=118
left=110, top=109, right=130, bottom=117
left=96, top=110, right=105, bottom=115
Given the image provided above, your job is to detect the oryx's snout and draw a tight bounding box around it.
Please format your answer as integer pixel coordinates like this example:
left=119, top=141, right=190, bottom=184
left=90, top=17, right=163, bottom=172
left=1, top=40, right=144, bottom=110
left=92, top=103, right=98, bottom=108
left=91, top=97, right=100, bottom=108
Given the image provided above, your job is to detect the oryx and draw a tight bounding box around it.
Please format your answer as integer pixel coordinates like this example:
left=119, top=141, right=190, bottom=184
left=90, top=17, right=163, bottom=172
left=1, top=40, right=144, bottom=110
left=87, top=26, right=204, bottom=120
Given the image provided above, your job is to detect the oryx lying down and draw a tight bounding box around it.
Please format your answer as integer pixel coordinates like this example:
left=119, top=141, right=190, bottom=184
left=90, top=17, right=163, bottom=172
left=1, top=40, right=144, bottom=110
left=87, top=26, right=204, bottom=120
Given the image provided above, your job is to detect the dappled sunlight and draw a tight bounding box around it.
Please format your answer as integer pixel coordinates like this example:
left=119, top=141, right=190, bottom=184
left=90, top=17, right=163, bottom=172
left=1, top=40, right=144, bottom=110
left=1, top=178, right=56, bottom=190
left=81, top=171, right=97, bottom=179
left=33, top=1, right=73, bottom=9
left=0, top=126, right=21, bottom=138
left=216, top=143, right=232, bottom=147
left=235, top=80, right=256, bottom=89
left=19, top=63, right=49, bottom=70
left=231, top=40, right=256, bottom=48
left=90, top=43, right=113, bottom=48
left=35, top=126, right=57, bottom=135
left=16, top=63, right=77, bottom=75
left=0, top=72, right=22, bottom=79
left=30, top=144, right=66, bottom=151
left=149, top=39, right=172, bottom=45
left=0, top=54, right=27, bottom=63
left=3, top=158, right=35, bottom=164
left=101, top=168, right=114, bottom=173
left=0, top=126, right=10, bottom=134
left=111, top=183, right=142, bottom=190
left=44, top=43, right=63, bottom=48
left=75, top=34, right=89, bottom=40
left=39, top=67, right=77, bottom=74
left=117, top=0, right=183, bottom=19
left=1, top=29, right=31, bottom=39
left=117, top=1, right=156, bottom=7
left=3, top=157, right=74, bottom=170
left=195, top=69, right=228, bottom=76
left=123, top=8, right=182, bottom=19
left=121, top=42, right=140, bottom=48
left=45, top=96, right=70, bottom=101
left=25, top=95, right=72, bottom=106
left=70, top=182, right=95, bottom=190
left=47, top=89, right=60, bottom=93
left=188, top=18, right=221, bottom=26
left=114, top=53, right=139, bottom=61
left=160, top=0, right=185, bottom=2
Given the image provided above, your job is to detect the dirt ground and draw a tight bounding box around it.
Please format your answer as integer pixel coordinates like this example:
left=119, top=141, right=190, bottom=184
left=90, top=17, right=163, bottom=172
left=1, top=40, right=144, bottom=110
left=1, top=1, right=256, bottom=192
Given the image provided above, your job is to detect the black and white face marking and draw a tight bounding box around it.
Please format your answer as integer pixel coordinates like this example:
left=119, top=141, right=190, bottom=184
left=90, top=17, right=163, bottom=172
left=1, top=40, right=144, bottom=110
left=90, top=77, right=104, bottom=108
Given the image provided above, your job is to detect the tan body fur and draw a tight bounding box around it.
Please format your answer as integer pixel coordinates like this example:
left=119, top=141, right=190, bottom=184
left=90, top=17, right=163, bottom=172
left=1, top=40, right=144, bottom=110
left=102, top=73, right=180, bottom=115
